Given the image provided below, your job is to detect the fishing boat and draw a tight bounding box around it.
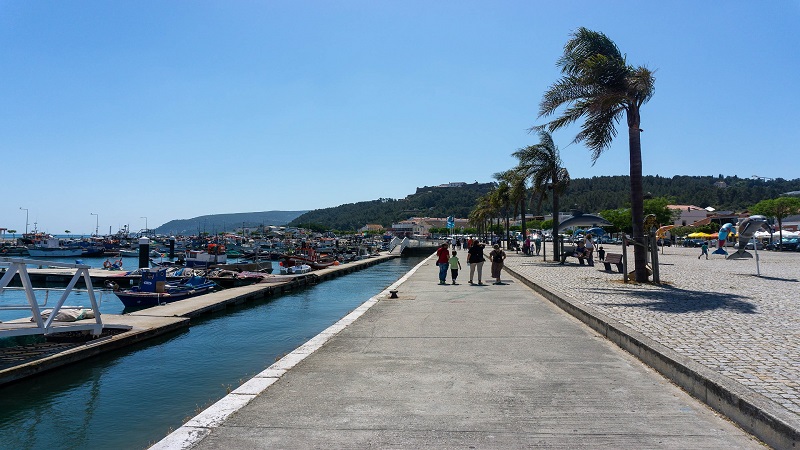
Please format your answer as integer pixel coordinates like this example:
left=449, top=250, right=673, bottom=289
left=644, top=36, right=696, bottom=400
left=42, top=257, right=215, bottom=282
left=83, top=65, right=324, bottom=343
left=27, top=238, right=84, bottom=257
left=184, top=243, right=227, bottom=267
left=112, top=268, right=217, bottom=308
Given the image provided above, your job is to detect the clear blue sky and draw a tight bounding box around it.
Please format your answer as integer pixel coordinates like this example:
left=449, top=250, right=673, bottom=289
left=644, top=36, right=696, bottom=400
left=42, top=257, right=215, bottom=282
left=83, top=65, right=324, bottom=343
left=2, top=1, right=798, bottom=235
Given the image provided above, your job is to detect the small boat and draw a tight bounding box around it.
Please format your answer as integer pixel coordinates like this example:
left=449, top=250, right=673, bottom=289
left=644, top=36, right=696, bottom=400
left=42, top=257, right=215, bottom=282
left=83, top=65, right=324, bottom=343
left=119, top=248, right=162, bottom=258
left=112, top=268, right=217, bottom=308
left=279, top=263, right=312, bottom=275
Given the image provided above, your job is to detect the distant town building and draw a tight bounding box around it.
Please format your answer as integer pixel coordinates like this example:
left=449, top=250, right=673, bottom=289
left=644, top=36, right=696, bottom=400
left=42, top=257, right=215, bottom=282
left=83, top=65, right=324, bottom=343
left=359, top=223, right=384, bottom=233
left=668, top=205, right=709, bottom=227
left=389, top=217, right=469, bottom=236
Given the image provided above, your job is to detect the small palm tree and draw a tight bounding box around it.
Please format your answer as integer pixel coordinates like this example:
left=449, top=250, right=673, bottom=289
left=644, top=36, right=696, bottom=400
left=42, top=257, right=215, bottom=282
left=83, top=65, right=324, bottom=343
left=534, top=27, right=655, bottom=281
left=494, top=169, right=528, bottom=249
left=514, top=131, right=570, bottom=261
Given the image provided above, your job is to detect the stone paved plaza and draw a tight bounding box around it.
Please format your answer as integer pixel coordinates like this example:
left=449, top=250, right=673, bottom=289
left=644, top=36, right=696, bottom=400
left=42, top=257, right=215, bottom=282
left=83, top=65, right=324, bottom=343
left=501, top=243, right=800, bottom=418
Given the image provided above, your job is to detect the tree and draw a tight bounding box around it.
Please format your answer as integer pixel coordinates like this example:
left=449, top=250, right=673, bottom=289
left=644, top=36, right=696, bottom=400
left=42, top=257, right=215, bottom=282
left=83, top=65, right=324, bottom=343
left=534, top=27, right=655, bottom=281
left=514, top=131, right=570, bottom=261
left=494, top=169, right=528, bottom=248
left=750, top=197, right=800, bottom=248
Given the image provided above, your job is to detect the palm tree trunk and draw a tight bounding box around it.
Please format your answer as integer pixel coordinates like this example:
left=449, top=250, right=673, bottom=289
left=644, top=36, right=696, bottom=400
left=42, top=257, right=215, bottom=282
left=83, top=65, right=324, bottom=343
left=505, top=211, right=510, bottom=250
left=552, top=193, right=560, bottom=261
left=628, top=117, right=648, bottom=282
left=520, top=195, right=527, bottom=247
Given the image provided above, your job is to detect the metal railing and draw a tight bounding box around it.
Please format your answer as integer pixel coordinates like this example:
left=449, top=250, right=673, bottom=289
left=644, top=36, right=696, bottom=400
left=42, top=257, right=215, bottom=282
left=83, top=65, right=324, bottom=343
left=0, top=257, right=103, bottom=338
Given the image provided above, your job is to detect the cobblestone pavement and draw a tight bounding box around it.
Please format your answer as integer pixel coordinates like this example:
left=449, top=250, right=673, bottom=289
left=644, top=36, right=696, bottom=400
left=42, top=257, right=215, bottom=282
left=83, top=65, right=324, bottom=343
left=500, top=244, right=800, bottom=418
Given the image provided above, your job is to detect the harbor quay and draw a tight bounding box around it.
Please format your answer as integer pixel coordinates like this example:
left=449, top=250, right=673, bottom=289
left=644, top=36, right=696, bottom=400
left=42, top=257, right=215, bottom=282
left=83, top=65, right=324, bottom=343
left=152, top=248, right=780, bottom=449
left=0, top=254, right=397, bottom=387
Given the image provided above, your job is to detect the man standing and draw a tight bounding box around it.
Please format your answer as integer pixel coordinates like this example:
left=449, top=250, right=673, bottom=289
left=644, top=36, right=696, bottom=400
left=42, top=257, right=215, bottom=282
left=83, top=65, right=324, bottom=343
left=436, top=243, right=450, bottom=285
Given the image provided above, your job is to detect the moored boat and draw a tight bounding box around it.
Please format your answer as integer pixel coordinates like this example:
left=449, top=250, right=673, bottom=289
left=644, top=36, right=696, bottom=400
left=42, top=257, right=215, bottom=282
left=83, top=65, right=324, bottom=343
left=27, top=238, right=84, bottom=257
left=112, top=268, right=217, bottom=308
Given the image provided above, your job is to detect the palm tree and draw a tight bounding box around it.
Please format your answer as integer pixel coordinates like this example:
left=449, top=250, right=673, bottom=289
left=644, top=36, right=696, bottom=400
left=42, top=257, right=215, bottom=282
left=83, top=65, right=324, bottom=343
left=469, top=194, right=493, bottom=241
left=514, top=131, right=570, bottom=261
left=494, top=169, right=528, bottom=249
left=534, top=27, right=655, bottom=281
left=490, top=179, right=512, bottom=249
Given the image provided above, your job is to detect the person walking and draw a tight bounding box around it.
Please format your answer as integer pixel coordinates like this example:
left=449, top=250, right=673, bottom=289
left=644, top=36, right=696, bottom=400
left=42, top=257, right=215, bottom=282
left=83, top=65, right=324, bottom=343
left=436, top=243, right=450, bottom=284
left=489, top=244, right=506, bottom=285
left=449, top=250, right=462, bottom=285
left=467, top=240, right=485, bottom=285
left=698, top=240, right=709, bottom=260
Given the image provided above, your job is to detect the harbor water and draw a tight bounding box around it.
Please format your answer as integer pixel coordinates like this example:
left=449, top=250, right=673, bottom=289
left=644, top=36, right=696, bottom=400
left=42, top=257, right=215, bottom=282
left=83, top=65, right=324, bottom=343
left=0, top=255, right=426, bottom=450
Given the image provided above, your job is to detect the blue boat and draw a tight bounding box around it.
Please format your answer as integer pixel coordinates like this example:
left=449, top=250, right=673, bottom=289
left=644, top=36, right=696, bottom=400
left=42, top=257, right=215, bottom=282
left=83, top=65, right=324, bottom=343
left=113, top=268, right=217, bottom=308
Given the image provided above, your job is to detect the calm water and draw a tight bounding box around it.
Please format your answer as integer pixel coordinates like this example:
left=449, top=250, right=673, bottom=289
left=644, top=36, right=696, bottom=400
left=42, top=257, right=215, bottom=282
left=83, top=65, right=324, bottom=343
left=0, top=255, right=425, bottom=450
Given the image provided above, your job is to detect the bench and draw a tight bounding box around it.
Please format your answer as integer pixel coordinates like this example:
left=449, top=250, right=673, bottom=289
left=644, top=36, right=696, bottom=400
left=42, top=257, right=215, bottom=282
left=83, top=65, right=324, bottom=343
left=559, top=247, right=586, bottom=265
left=603, top=253, right=624, bottom=273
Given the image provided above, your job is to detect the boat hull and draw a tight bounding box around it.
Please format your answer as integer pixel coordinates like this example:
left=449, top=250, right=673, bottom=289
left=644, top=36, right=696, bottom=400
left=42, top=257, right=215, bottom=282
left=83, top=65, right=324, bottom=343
left=27, top=248, right=84, bottom=257
left=114, top=285, right=215, bottom=308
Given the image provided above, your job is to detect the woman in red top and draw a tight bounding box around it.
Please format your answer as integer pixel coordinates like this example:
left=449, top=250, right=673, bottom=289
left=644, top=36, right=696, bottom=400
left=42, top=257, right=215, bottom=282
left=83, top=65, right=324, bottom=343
left=436, top=243, right=450, bottom=285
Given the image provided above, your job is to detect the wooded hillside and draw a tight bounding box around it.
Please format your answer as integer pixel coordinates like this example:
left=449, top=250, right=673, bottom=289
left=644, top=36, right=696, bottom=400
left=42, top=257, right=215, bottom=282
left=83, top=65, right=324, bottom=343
left=289, top=176, right=800, bottom=231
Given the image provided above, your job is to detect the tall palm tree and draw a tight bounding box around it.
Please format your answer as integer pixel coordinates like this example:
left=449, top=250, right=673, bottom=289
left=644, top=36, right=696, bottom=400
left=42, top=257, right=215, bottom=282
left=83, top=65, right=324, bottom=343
left=534, top=27, right=655, bottom=282
left=514, top=131, right=570, bottom=261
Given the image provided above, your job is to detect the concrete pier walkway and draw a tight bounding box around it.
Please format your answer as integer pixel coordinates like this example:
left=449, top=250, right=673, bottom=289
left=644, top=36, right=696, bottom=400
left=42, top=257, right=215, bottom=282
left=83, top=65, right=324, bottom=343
left=155, top=254, right=764, bottom=449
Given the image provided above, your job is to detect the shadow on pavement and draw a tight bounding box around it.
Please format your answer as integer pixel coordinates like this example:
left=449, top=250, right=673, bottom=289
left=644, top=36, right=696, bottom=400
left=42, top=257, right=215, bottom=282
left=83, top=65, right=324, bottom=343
left=747, top=274, right=798, bottom=282
left=593, top=284, right=757, bottom=314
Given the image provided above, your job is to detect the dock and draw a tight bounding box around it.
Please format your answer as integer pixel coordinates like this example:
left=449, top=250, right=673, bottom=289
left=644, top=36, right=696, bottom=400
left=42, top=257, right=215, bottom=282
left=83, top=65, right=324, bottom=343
left=0, top=253, right=400, bottom=386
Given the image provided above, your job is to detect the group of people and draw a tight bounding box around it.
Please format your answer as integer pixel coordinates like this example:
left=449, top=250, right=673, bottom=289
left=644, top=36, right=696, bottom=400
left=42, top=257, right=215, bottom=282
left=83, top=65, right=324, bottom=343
left=436, top=239, right=507, bottom=286
left=521, top=233, right=543, bottom=256
left=570, top=235, right=604, bottom=266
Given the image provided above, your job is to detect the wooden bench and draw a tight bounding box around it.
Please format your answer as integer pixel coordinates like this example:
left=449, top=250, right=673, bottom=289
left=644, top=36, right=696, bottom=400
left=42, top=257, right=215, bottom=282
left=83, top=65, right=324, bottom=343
left=603, top=253, right=624, bottom=273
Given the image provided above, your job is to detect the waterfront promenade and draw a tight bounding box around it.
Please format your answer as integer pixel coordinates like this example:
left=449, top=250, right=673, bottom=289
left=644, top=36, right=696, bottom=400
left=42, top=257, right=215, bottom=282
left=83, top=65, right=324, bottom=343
left=153, top=246, right=794, bottom=449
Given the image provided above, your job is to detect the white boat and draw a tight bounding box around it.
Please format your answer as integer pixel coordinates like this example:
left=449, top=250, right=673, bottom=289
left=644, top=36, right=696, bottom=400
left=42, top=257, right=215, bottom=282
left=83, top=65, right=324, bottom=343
left=185, top=244, right=227, bottom=267
left=27, top=238, right=83, bottom=257
left=279, top=264, right=311, bottom=275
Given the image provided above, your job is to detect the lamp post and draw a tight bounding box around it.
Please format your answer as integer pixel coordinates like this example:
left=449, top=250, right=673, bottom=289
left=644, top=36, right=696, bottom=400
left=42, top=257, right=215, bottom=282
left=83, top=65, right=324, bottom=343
left=141, top=216, right=148, bottom=235
left=91, top=213, right=99, bottom=237
left=19, top=207, right=29, bottom=235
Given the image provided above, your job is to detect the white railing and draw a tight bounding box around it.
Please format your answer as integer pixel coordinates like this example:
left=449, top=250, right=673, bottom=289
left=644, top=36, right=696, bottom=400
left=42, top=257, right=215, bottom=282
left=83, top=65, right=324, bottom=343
left=0, top=257, right=103, bottom=338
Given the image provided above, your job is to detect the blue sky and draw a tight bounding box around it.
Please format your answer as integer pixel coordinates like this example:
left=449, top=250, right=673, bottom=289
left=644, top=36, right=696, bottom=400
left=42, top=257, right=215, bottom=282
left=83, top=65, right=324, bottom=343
left=1, top=1, right=798, bottom=235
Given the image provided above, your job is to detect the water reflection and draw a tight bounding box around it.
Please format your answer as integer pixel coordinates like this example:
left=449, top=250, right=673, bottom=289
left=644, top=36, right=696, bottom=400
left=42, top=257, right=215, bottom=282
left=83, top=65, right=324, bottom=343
left=0, top=256, right=423, bottom=450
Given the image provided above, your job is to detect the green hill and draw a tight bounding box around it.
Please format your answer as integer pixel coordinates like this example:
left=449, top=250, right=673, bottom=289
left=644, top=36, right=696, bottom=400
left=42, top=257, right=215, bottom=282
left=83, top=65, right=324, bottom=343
left=289, top=182, right=495, bottom=231
left=288, top=176, right=800, bottom=231
left=155, top=210, right=307, bottom=235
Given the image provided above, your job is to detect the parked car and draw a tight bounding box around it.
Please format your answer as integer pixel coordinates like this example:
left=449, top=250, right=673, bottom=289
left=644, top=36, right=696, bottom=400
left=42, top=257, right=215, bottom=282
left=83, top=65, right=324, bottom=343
left=682, top=238, right=706, bottom=248
left=775, top=237, right=800, bottom=251
left=733, top=241, right=764, bottom=250
left=656, top=238, right=672, bottom=247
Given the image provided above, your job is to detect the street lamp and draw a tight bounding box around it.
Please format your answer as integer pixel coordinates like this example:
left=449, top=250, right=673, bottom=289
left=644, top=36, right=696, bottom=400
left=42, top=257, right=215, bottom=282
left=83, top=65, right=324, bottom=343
left=141, top=216, right=148, bottom=235
left=19, top=207, right=29, bottom=235
left=90, top=213, right=99, bottom=236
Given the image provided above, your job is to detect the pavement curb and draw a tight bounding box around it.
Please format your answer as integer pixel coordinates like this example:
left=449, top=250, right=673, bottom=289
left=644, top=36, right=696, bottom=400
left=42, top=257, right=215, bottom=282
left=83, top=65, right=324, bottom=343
left=503, top=263, right=799, bottom=450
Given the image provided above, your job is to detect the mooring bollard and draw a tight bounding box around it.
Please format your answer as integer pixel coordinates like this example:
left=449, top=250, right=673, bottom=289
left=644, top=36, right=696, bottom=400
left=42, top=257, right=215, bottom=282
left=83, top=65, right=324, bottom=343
left=389, top=290, right=399, bottom=298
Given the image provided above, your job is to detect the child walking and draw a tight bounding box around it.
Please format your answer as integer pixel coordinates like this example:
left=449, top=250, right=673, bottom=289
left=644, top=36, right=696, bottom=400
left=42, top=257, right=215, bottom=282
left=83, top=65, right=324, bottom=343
left=449, top=250, right=462, bottom=285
